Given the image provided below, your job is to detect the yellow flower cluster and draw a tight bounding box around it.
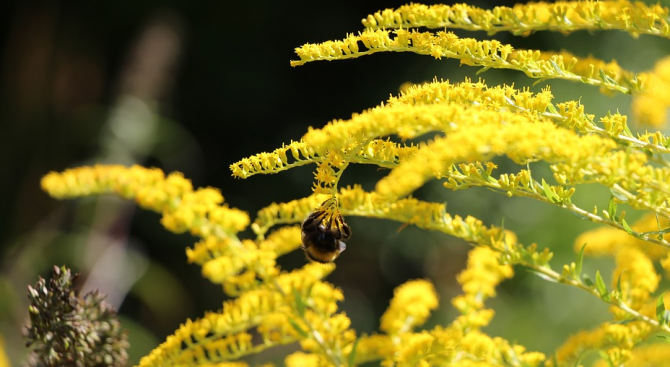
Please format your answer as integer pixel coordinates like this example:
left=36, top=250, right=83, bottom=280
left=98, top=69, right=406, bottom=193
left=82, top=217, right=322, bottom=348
left=611, top=247, right=660, bottom=313
left=292, top=28, right=641, bottom=94
left=559, top=212, right=670, bottom=365
left=380, top=280, right=438, bottom=336
left=452, top=247, right=513, bottom=327
left=41, top=165, right=249, bottom=237
left=137, top=263, right=354, bottom=366
left=39, top=0, right=670, bottom=366
left=597, top=343, right=670, bottom=367
left=352, top=269, right=542, bottom=367
left=633, top=55, right=670, bottom=127
left=553, top=321, right=652, bottom=366
left=575, top=213, right=670, bottom=259
left=0, top=335, right=8, bottom=367
left=230, top=141, right=318, bottom=179
left=362, top=1, right=670, bottom=38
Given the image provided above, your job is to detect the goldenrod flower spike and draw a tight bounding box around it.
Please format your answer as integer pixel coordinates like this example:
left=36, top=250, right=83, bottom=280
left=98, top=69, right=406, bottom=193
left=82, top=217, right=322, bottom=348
left=611, top=247, right=659, bottom=315
left=253, top=194, right=329, bottom=238
left=453, top=247, right=513, bottom=315
left=552, top=321, right=651, bottom=367
left=374, top=110, right=670, bottom=226
left=362, top=1, right=670, bottom=38
left=138, top=263, right=343, bottom=367
left=349, top=334, right=395, bottom=365
left=41, top=165, right=250, bottom=238
left=380, top=280, right=438, bottom=336
left=392, top=78, right=670, bottom=156
left=374, top=109, right=614, bottom=199
left=613, top=344, right=670, bottom=366
left=291, top=28, right=641, bottom=94
left=230, top=140, right=319, bottom=179
left=633, top=55, right=670, bottom=127
left=389, top=77, right=554, bottom=116
left=574, top=213, right=670, bottom=260
left=284, top=352, right=330, bottom=367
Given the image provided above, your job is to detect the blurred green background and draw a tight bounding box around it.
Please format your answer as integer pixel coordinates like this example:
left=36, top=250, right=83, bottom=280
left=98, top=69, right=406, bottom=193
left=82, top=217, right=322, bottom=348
left=1, top=0, right=670, bottom=365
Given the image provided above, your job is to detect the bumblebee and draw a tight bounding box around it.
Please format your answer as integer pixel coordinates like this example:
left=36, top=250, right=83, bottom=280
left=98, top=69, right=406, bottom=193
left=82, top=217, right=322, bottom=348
left=300, top=199, right=351, bottom=263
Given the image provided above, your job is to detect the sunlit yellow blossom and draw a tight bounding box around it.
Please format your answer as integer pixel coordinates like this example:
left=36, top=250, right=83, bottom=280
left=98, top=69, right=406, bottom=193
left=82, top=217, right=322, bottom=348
left=40, top=1, right=670, bottom=366
left=380, top=280, right=438, bottom=335
left=257, top=313, right=302, bottom=344
left=285, top=352, right=331, bottom=367
left=395, top=332, right=434, bottom=366
left=275, top=263, right=336, bottom=300
left=448, top=247, right=512, bottom=330
left=199, top=238, right=280, bottom=288
left=388, top=77, right=554, bottom=119
left=259, top=226, right=302, bottom=256
left=230, top=141, right=320, bottom=179
left=633, top=55, right=670, bottom=126
left=457, top=247, right=513, bottom=303
left=197, top=362, right=251, bottom=367
left=575, top=213, right=670, bottom=259
left=447, top=362, right=497, bottom=367
left=292, top=28, right=640, bottom=94
left=554, top=321, right=650, bottom=366
left=391, top=79, right=669, bottom=154
left=0, top=335, right=8, bottom=367
left=362, top=1, right=670, bottom=38
left=394, top=328, right=462, bottom=366
left=334, top=185, right=550, bottom=273
left=41, top=165, right=250, bottom=237
left=457, top=331, right=544, bottom=367
left=138, top=330, right=257, bottom=367
left=186, top=236, right=240, bottom=265
left=353, top=334, right=395, bottom=365
left=253, top=194, right=329, bottom=237
left=450, top=308, right=496, bottom=331
left=593, top=343, right=670, bottom=367
left=373, top=110, right=614, bottom=199
left=611, top=247, right=659, bottom=313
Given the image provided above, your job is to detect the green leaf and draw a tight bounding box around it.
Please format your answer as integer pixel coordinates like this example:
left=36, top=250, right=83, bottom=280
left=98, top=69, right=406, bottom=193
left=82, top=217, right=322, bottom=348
left=476, top=66, right=491, bottom=75
left=550, top=59, right=566, bottom=76
left=657, top=334, right=670, bottom=342
left=542, top=179, right=558, bottom=203
left=595, top=271, right=610, bottom=301
left=599, top=68, right=618, bottom=86
left=621, top=219, right=634, bottom=235
left=622, top=121, right=633, bottom=137
left=527, top=269, right=559, bottom=283
left=287, top=317, right=309, bottom=338
left=609, top=187, right=628, bottom=202
left=575, top=243, right=586, bottom=280
left=641, top=227, right=670, bottom=236
left=293, top=288, right=306, bottom=317
left=569, top=210, right=589, bottom=221
left=347, top=335, right=362, bottom=367
left=532, top=78, right=550, bottom=87
left=607, top=195, right=617, bottom=220
left=657, top=293, right=666, bottom=323
left=583, top=275, right=594, bottom=288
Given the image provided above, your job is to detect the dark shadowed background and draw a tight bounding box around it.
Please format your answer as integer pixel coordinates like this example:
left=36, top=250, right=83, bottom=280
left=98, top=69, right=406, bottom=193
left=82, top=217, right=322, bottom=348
left=1, top=0, right=669, bottom=365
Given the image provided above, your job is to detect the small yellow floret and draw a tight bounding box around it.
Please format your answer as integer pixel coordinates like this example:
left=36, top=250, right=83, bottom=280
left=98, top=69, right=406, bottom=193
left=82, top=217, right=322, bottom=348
left=380, top=279, right=438, bottom=335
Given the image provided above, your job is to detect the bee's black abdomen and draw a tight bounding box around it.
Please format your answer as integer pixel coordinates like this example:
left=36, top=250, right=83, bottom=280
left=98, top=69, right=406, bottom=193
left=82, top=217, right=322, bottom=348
left=300, top=202, right=351, bottom=263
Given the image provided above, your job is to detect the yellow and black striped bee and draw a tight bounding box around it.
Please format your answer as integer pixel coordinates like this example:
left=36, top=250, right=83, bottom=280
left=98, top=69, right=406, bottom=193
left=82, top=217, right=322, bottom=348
left=300, top=199, right=351, bottom=263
